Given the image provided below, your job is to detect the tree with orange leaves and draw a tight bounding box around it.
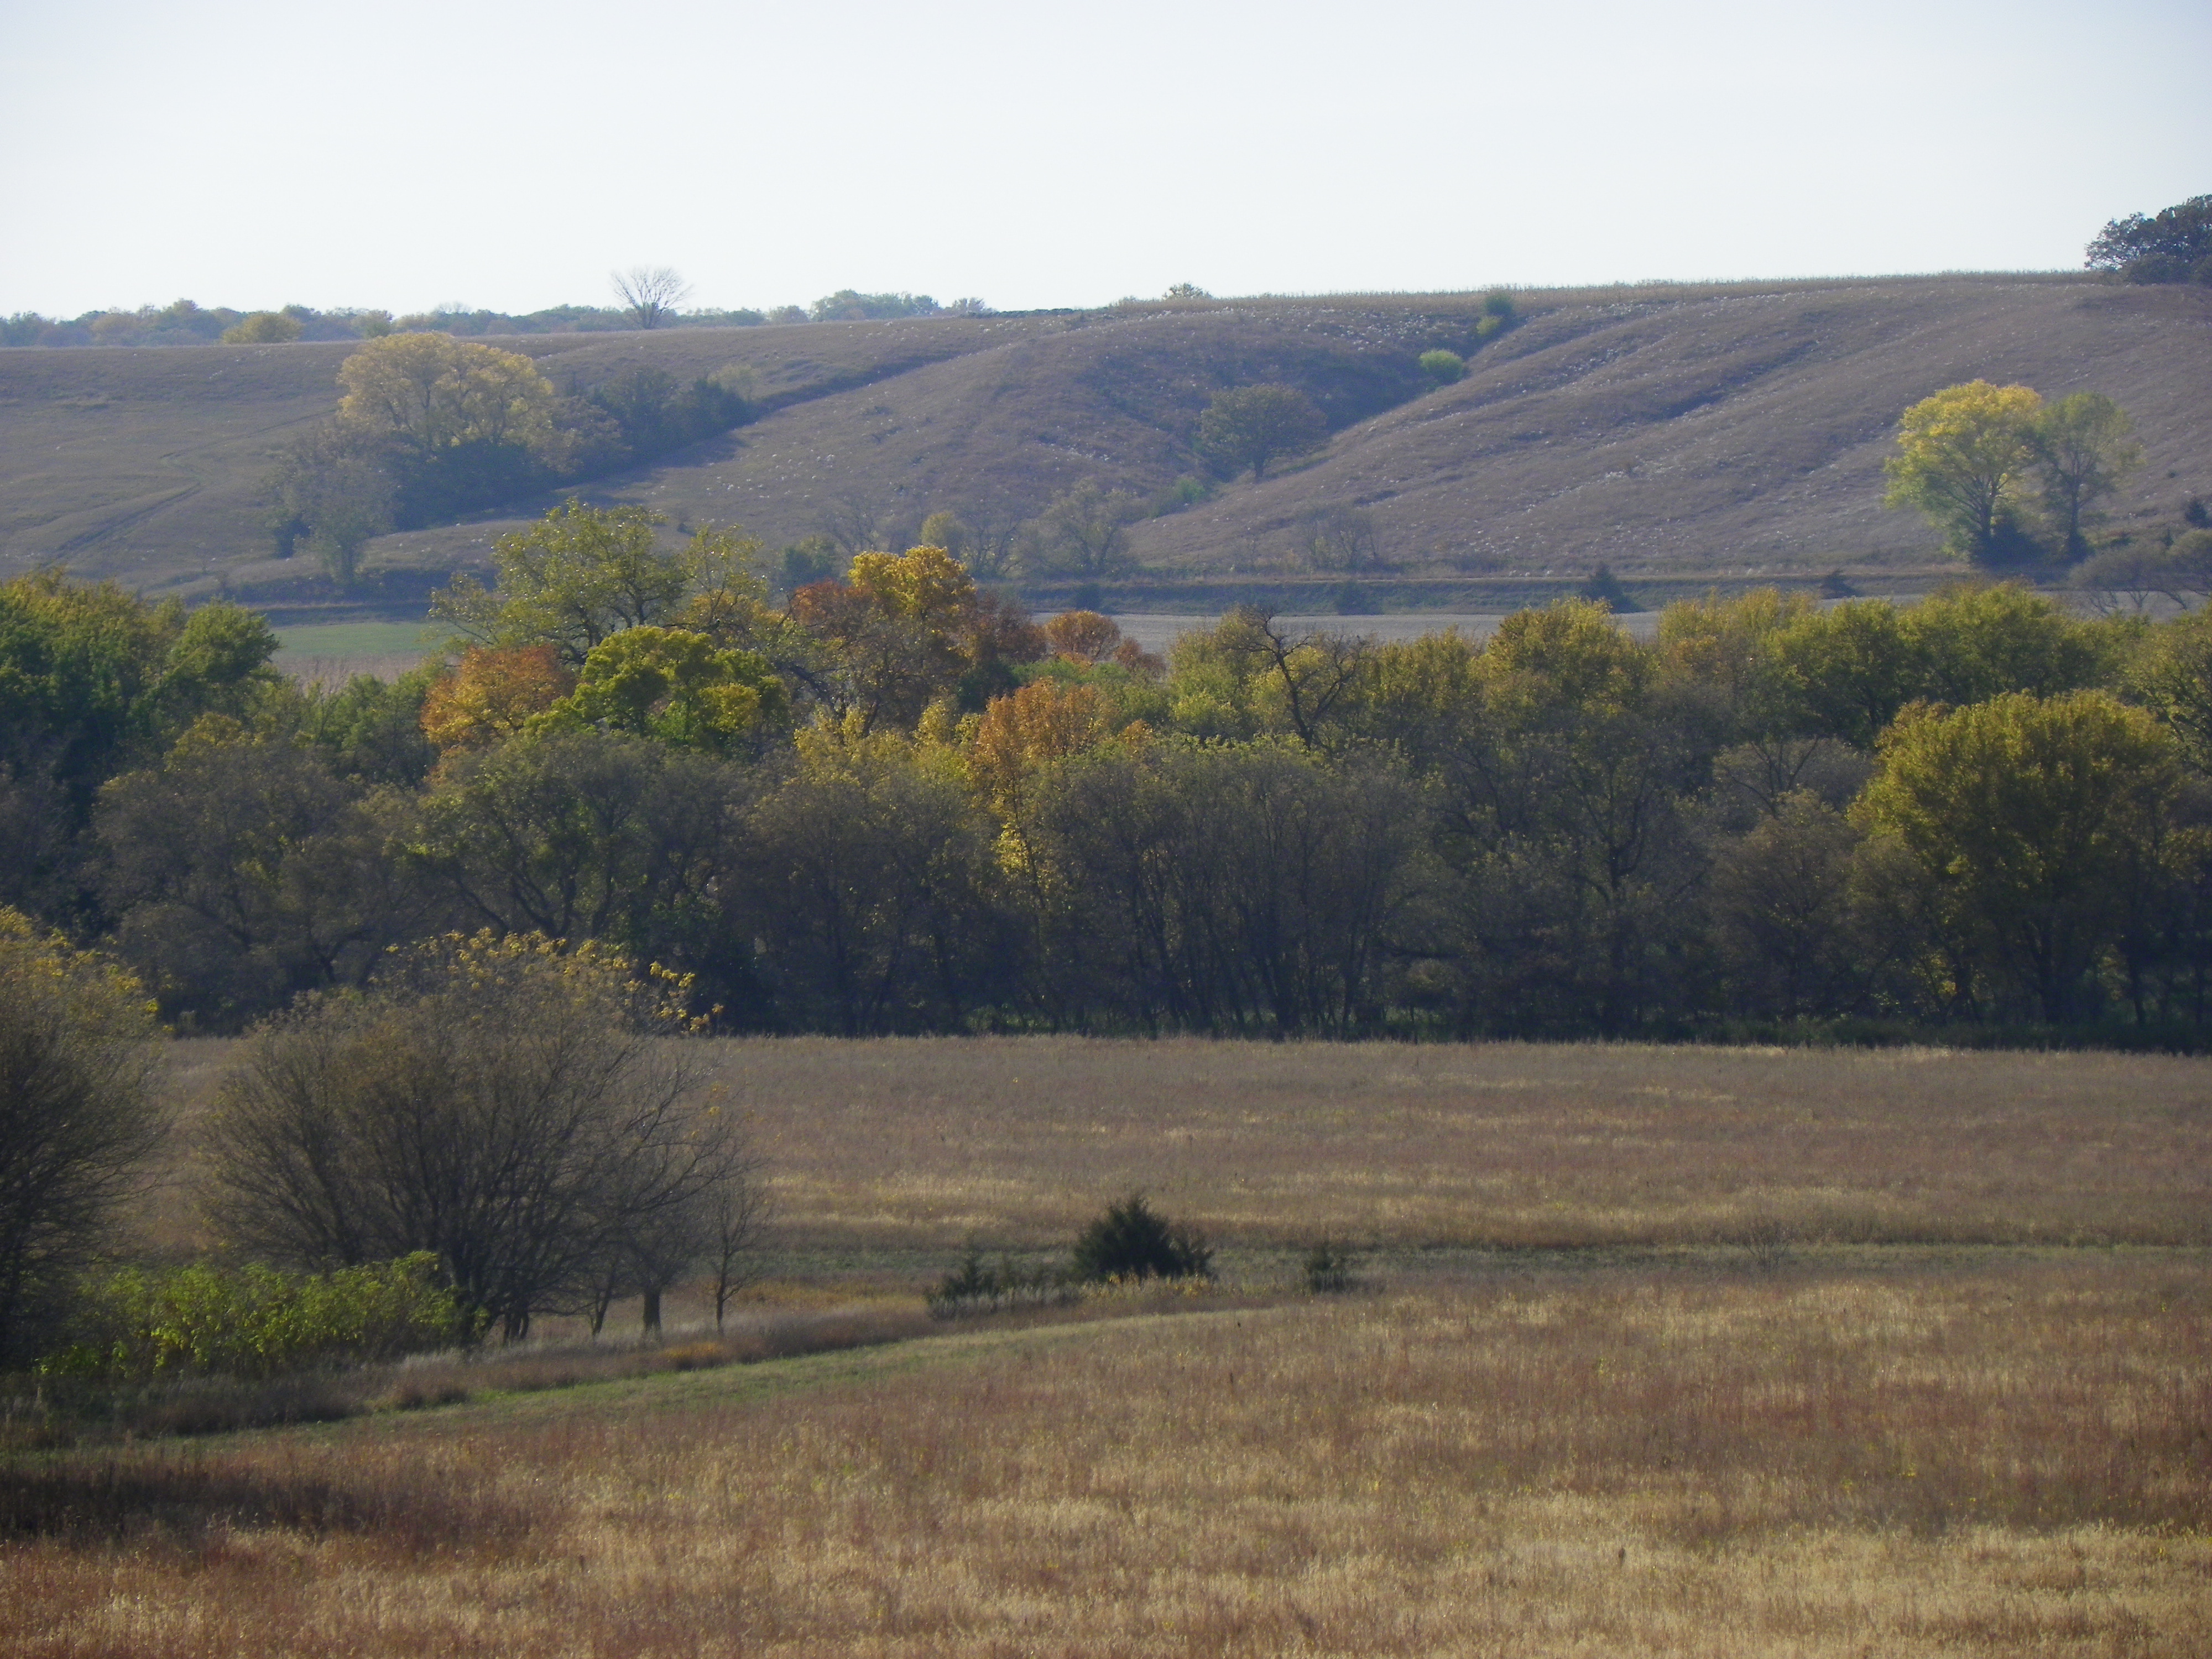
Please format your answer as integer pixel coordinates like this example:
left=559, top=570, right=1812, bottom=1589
left=969, top=680, right=1119, bottom=822
left=1046, top=609, right=1123, bottom=663
left=420, top=645, right=575, bottom=751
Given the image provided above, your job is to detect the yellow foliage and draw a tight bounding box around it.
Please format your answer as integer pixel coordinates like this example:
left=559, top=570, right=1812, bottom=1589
left=968, top=680, right=1117, bottom=819
left=1882, top=380, right=2044, bottom=560
left=420, top=645, right=575, bottom=750
left=337, top=332, right=556, bottom=453
left=846, top=543, right=976, bottom=624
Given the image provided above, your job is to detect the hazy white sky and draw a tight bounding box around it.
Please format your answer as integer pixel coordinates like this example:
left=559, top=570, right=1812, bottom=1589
left=4, top=0, right=2206, bottom=318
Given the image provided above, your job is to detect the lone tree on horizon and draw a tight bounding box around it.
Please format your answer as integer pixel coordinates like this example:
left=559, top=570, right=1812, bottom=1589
left=613, top=266, right=691, bottom=330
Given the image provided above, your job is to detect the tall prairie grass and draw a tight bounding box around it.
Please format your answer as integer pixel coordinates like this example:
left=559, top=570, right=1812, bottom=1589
left=3, top=1255, right=2203, bottom=1656
left=695, top=1037, right=2212, bottom=1253
left=145, top=1036, right=2212, bottom=1266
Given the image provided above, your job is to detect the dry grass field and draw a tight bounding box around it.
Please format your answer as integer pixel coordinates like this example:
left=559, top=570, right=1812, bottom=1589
left=703, top=1036, right=2212, bottom=1256
left=4, top=1256, right=2205, bottom=1656
left=143, top=1036, right=2212, bottom=1263
left=18, top=1035, right=2209, bottom=1656
left=9, top=278, right=2208, bottom=611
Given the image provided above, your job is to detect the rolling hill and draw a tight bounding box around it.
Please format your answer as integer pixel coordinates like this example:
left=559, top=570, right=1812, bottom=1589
left=3, top=275, right=2207, bottom=617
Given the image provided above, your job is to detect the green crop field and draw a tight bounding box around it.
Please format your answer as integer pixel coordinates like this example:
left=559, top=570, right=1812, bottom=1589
left=273, top=620, right=440, bottom=658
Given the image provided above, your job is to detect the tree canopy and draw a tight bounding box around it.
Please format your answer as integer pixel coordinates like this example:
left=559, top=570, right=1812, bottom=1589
left=1882, top=381, right=2044, bottom=565
left=1199, top=384, right=1328, bottom=481
left=2085, top=194, right=2212, bottom=284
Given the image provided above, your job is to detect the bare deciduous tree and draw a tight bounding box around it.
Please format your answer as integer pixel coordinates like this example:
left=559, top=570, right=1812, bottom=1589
left=1299, top=504, right=1380, bottom=573
left=0, top=912, right=165, bottom=1366
left=612, top=266, right=692, bottom=331
left=205, top=932, right=763, bottom=1340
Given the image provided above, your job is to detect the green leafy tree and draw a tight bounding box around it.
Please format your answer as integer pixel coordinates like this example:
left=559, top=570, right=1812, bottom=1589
left=96, top=716, right=426, bottom=1026
left=1900, top=583, right=2115, bottom=708
left=538, top=625, right=787, bottom=753
left=1071, top=1194, right=1211, bottom=1282
left=433, top=499, right=694, bottom=665
left=1418, top=349, right=1465, bottom=385
left=1198, top=384, right=1328, bottom=481
left=220, top=311, right=305, bottom=345
left=2085, top=195, right=2212, bottom=282
left=337, top=331, right=556, bottom=454
left=741, top=726, right=1010, bottom=1033
left=407, top=729, right=745, bottom=979
left=330, top=332, right=561, bottom=528
left=1883, top=381, right=2045, bottom=565
left=1023, top=481, right=1143, bottom=580
left=1206, top=608, right=1374, bottom=749
left=262, top=424, right=396, bottom=583
left=0, top=577, right=281, bottom=925
left=2128, top=604, right=2212, bottom=774
left=1852, top=691, right=2177, bottom=1022
left=2030, top=393, right=2141, bottom=560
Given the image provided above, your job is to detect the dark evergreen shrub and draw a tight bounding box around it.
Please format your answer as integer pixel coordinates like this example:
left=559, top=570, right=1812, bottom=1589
left=1071, top=1194, right=1212, bottom=1283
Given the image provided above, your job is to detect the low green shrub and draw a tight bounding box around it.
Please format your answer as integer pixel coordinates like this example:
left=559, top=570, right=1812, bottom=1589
left=1418, top=349, right=1465, bottom=385
left=39, top=1254, right=474, bottom=1383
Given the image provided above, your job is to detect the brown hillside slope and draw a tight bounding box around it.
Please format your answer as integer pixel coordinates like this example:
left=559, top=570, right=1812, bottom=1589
left=0, top=315, right=1055, bottom=592
left=1125, top=276, right=2211, bottom=581
left=4, top=277, right=2206, bottom=606
left=379, top=276, right=2212, bottom=595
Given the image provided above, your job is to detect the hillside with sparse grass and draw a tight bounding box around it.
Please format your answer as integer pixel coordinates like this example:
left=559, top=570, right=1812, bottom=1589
left=3, top=275, right=2208, bottom=617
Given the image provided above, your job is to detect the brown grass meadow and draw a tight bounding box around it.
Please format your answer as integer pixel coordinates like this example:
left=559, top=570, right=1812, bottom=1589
left=4, top=1256, right=2206, bottom=1656
left=147, top=1036, right=2212, bottom=1264
left=13, top=1036, right=2212, bottom=1655
left=701, top=1036, right=2212, bottom=1259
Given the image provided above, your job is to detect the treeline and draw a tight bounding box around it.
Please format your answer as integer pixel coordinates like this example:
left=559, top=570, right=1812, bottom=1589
left=1, top=290, right=988, bottom=349
left=11, top=511, right=2212, bottom=1042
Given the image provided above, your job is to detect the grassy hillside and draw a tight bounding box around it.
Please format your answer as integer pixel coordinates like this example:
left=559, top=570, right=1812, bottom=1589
left=5, top=275, right=2208, bottom=613
left=0, top=315, right=1056, bottom=598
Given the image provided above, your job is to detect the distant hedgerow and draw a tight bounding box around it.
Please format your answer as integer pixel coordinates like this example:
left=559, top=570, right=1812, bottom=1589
left=38, top=1254, right=474, bottom=1383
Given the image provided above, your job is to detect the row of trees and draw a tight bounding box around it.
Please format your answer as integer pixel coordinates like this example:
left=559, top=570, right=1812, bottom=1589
left=12, top=514, right=2212, bottom=1043
left=2, top=283, right=1004, bottom=351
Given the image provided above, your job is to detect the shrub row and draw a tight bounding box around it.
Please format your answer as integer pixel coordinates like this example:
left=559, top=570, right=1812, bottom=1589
left=39, top=1254, right=473, bottom=1383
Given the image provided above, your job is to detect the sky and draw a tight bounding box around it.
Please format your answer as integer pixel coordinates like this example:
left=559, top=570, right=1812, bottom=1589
left=3, top=0, right=2208, bottom=319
